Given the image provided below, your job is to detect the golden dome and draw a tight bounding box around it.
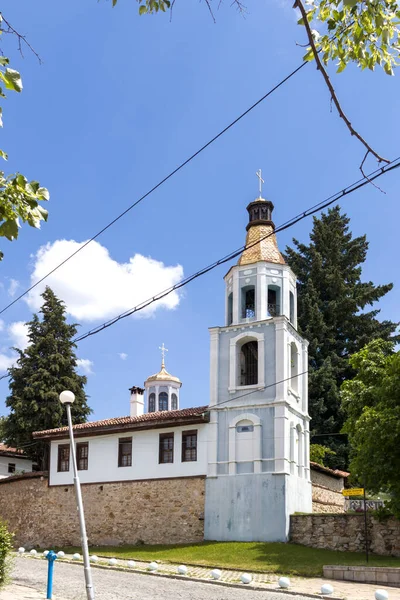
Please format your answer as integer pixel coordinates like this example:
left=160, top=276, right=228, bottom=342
left=145, top=361, right=181, bottom=385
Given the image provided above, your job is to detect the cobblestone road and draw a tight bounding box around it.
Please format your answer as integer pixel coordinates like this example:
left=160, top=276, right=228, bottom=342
left=10, top=558, right=314, bottom=600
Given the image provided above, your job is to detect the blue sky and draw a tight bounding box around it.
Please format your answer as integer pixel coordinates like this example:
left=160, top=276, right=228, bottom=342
left=0, top=0, right=399, bottom=421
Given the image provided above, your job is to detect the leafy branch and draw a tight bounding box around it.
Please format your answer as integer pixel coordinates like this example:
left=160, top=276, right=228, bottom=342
left=0, top=14, right=48, bottom=261
left=295, top=0, right=390, bottom=170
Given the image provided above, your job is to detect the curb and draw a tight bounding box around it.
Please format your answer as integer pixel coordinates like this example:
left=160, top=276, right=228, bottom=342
left=17, top=555, right=342, bottom=600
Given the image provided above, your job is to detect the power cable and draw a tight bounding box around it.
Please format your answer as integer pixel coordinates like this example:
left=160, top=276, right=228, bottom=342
left=0, top=61, right=308, bottom=317
left=73, top=156, right=400, bottom=343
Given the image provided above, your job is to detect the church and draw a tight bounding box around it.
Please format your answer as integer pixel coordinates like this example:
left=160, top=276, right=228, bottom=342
left=34, top=186, right=313, bottom=543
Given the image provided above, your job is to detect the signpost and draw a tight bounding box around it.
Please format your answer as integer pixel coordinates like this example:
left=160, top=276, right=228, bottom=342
left=342, top=487, right=369, bottom=563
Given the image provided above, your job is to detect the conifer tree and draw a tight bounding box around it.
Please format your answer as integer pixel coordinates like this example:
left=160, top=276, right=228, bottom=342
left=286, top=206, right=398, bottom=469
left=3, top=287, right=91, bottom=470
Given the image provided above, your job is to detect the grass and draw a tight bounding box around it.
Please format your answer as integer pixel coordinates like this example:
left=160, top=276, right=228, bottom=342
left=60, top=542, right=400, bottom=578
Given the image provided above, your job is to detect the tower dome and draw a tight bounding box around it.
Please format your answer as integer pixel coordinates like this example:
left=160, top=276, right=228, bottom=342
left=144, top=344, right=182, bottom=413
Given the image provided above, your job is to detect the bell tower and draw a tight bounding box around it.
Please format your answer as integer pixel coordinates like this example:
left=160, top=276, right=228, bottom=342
left=205, top=175, right=312, bottom=542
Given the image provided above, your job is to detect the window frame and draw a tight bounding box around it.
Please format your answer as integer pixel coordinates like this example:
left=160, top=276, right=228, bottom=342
left=159, top=392, right=168, bottom=411
left=171, top=393, right=178, bottom=411
left=118, top=437, right=132, bottom=468
left=159, top=432, right=174, bottom=464
left=57, top=444, right=70, bottom=473
left=181, top=430, right=197, bottom=462
left=148, top=392, right=156, bottom=413
left=239, top=340, right=258, bottom=386
left=77, top=442, right=89, bottom=471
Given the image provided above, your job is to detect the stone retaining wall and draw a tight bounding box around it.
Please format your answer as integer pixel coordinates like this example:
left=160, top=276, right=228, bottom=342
left=323, top=565, right=400, bottom=587
left=291, top=514, right=400, bottom=557
left=0, top=473, right=205, bottom=547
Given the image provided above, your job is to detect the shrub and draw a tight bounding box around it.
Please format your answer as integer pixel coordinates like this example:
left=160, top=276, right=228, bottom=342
left=0, top=520, right=13, bottom=588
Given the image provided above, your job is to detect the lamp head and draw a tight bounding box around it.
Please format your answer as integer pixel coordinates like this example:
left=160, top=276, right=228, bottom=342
left=59, top=390, right=75, bottom=405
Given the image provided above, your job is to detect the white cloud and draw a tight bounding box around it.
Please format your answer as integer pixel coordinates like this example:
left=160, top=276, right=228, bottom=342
left=76, top=358, right=94, bottom=375
left=25, top=240, right=184, bottom=322
left=0, top=319, right=4, bottom=332
left=8, top=279, right=19, bottom=298
left=0, top=353, right=16, bottom=372
left=119, top=353, right=128, bottom=361
left=8, top=321, right=29, bottom=350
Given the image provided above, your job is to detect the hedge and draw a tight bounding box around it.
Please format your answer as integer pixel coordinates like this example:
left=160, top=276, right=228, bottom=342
left=0, top=520, right=13, bottom=588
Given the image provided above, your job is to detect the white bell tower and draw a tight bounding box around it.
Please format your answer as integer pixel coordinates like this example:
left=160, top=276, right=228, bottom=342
left=205, top=175, right=312, bottom=542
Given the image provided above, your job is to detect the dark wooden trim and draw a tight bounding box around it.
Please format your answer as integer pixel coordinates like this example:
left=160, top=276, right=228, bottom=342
left=34, top=414, right=209, bottom=441
left=77, top=441, right=89, bottom=471
left=57, top=443, right=70, bottom=473
left=48, top=474, right=206, bottom=488
left=118, top=437, right=132, bottom=468
left=0, top=450, right=29, bottom=459
left=0, top=471, right=48, bottom=485
left=159, top=432, right=174, bottom=464
left=181, top=430, right=198, bottom=463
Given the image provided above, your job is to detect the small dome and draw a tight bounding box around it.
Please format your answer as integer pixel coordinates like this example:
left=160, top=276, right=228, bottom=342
left=145, top=364, right=181, bottom=385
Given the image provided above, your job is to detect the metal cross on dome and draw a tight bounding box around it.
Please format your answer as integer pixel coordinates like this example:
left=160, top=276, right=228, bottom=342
left=256, top=168, right=264, bottom=198
left=159, top=343, right=168, bottom=367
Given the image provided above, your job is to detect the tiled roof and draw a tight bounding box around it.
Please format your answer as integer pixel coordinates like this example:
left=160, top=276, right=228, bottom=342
left=33, top=406, right=210, bottom=439
left=238, top=224, right=286, bottom=266
left=310, top=461, right=350, bottom=479
left=0, top=443, right=27, bottom=457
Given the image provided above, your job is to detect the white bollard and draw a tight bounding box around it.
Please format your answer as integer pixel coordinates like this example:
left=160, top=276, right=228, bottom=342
left=211, top=569, right=222, bottom=580
left=240, top=573, right=252, bottom=584
left=43, top=551, right=49, bottom=557
left=321, top=583, right=334, bottom=596
left=57, top=551, right=65, bottom=559
left=109, top=558, right=118, bottom=566
left=278, top=577, right=291, bottom=589
left=177, top=565, right=188, bottom=575
left=72, top=553, right=81, bottom=560
left=148, top=562, right=158, bottom=571
left=375, top=591, right=389, bottom=600
left=30, top=549, right=37, bottom=556
left=90, top=555, right=99, bottom=563
left=127, top=560, right=136, bottom=568
left=18, top=547, right=25, bottom=554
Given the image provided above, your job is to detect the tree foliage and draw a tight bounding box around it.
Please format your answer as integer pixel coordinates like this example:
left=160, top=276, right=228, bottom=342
left=341, top=339, right=400, bottom=518
left=0, top=520, right=13, bottom=588
left=302, top=0, right=400, bottom=76
left=309, top=443, right=336, bottom=465
left=0, top=17, right=49, bottom=261
left=286, top=206, right=398, bottom=469
left=2, top=287, right=91, bottom=470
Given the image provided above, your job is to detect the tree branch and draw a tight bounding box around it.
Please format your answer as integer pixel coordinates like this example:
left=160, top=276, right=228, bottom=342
left=0, top=14, right=42, bottom=64
left=293, top=0, right=389, bottom=167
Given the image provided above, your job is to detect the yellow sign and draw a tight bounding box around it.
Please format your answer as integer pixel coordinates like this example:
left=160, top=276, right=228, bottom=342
left=342, top=488, right=364, bottom=497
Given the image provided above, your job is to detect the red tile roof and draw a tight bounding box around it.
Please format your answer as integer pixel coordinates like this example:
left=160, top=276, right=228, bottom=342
left=0, top=443, right=27, bottom=457
left=33, top=406, right=210, bottom=439
left=310, top=461, right=350, bottom=479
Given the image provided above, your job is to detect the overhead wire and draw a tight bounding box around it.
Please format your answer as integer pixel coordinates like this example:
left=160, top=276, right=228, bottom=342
left=73, top=156, right=400, bottom=343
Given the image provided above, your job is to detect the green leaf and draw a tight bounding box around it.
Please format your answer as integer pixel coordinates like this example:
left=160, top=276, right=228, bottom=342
left=139, top=4, right=148, bottom=14
left=112, top=0, right=118, bottom=5
left=2, top=68, right=23, bottom=93
left=0, top=149, right=8, bottom=161
left=337, top=61, right=346, bottom=73
left=303, top=49, right=315, bottom=62
left=0, top=57, right=9, bottom=66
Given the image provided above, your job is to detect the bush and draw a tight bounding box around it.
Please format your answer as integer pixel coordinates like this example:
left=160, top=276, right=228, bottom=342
left=0, top=520, right=13, bottom=588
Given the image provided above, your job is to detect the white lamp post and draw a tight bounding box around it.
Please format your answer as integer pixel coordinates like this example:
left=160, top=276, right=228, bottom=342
left=59, top=390, right=94, bottom=600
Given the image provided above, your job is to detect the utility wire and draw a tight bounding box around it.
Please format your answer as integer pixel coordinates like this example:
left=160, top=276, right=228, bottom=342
left=0, top=61, right=308, bottom=317
left=73, top=156, right=400, bottom=343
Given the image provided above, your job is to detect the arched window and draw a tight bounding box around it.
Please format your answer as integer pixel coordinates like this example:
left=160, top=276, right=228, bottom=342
left=241, top=285, right=255, bottom=319
left=290, top=291, right=295, bottom=325
left=171, top=393, right=178, bottom=410
left=148, top=393, right=156, bottom=413
left=159, top=392, right=168, bottom=411
left=268, top=285, right=280, bottom=317
left=239, top=341, right=258, bottom=386
left=290, top=342, right=299, bottom=392
left=227, top=293, right=233, bottom=325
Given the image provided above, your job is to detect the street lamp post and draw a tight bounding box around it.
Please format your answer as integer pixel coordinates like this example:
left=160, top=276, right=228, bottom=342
left=59, top=390, right=95, bottom=600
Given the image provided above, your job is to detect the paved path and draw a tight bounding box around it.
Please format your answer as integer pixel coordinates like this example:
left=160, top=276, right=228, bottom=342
left=5, top=559, right=312, bottom=600
left=3, top=555, right=399, bottom=600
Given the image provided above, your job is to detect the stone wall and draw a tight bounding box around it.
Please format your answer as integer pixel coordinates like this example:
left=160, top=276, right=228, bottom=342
left=0, top=473, right=205, bottom=547
left=290, top=514, right=400, bottom=557
left=310, top=469, right=345, bottom=514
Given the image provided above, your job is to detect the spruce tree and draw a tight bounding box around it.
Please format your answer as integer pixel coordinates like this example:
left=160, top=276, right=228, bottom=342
left=286, top=206, right=398, bottom=469
left=3, top=287, right=91, bottom=470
